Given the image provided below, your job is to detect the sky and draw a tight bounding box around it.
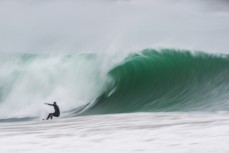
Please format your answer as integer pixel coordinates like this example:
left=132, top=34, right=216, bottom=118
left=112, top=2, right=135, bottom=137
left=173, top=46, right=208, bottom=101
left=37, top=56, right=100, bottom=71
left=0, top=0, right=229, bottom=54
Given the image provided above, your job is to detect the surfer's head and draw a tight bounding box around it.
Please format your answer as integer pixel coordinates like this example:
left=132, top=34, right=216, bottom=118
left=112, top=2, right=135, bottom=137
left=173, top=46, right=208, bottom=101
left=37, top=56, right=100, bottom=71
left=54, top=102, right=56, bottom=105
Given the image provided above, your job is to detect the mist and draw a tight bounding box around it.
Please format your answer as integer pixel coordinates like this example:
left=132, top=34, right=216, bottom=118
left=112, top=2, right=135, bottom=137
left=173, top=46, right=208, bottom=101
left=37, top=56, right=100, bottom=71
left=0, top=0, right=229, bottom=54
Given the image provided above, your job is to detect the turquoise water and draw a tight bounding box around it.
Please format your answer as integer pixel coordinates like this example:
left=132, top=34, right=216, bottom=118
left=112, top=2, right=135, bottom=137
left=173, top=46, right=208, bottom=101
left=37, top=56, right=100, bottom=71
left=1, top=49, right=229, bottom=121
left=83, top=49, right=229, bottom=114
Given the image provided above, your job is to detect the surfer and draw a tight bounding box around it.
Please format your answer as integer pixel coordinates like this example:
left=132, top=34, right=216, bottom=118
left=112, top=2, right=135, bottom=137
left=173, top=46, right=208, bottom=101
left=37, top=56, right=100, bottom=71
left=45, top=102, right=60, bottom=120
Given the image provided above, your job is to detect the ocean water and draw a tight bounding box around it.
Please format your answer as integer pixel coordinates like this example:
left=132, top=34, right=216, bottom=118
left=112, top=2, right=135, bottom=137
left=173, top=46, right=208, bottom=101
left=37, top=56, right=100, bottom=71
left=1, top=113, right=229, bottom=153
left=1, top=49, right=229, bottom=153
left=1, top=0, right=229, bottom=152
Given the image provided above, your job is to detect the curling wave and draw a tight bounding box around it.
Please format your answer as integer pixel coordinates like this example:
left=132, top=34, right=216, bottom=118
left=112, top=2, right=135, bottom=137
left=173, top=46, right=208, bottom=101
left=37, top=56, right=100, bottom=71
left=82, top=49, right=229, bottom=115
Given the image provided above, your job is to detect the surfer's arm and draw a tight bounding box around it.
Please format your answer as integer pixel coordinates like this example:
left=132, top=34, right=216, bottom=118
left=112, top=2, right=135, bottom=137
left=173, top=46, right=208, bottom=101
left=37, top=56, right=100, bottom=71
left=45, top=103, right=53, bottom=106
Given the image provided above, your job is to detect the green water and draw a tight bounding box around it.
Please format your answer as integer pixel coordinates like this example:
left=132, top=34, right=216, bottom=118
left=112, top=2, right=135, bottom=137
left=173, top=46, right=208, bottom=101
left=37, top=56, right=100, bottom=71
left=83, top=49, right=229, bottom=115
left=1, top=49, right=229, bottom=120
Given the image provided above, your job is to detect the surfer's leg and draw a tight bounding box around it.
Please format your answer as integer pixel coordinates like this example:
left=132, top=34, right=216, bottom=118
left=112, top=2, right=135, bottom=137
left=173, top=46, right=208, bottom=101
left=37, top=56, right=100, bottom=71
left=46, top=113, right=53, bottom=120
left=46, top=114, right=50, bottom=120
left=53, top=113, right=60, bottom=118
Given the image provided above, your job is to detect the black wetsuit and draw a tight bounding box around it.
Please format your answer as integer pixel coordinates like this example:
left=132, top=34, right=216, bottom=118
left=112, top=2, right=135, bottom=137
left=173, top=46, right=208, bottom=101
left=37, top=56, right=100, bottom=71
left=46, top=103, right=60, bottom=120
left=53, top=104, right=60, bottom=117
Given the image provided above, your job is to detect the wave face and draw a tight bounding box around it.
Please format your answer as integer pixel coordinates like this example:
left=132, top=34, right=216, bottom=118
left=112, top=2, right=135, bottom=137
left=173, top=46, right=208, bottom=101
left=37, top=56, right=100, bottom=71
left=83, top=49, right=229, bottom=115
left=1, top=49, right=229, bottom=121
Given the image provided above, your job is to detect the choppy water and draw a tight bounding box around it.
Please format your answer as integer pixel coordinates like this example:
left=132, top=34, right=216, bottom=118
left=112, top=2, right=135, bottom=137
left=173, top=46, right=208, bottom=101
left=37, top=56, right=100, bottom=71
left=1, top=49, right=229, bottom=120
left=1, top=0, right=229, bottom=152
left=1, top=113, right=229, bottom=153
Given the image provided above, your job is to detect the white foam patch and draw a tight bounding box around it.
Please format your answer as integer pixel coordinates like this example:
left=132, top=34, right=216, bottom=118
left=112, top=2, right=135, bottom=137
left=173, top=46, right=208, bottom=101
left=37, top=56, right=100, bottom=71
left=0, top=54, right=114, bottom=119
left=1, top=112, right=229, bottom=153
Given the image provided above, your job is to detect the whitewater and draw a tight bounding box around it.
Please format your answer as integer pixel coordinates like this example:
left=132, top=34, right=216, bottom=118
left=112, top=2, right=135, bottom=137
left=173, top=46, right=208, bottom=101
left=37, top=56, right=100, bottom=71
left=1, top=0, right=229, bottom=152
